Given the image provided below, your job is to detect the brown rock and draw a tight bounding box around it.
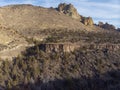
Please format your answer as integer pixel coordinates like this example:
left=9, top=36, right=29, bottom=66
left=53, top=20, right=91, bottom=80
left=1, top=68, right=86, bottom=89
left=98, top=21, right=104, bottom=26
left=98, top=22, right=116, bottom=30
left=57, top=3, right=94, bottom=26
left=81, top=17, right=94, bottom=26
left=57, top=3, right=81, bottom=19
left=39, top=43, right=80, bottom=53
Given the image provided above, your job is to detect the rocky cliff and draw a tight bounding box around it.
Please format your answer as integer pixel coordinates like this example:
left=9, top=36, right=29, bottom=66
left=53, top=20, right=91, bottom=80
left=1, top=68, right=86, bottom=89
left=38, top=43, right=120, bottom=53
left=57, top=3, right=94, bottom=26
left=39, top=43, right=80, bottom=53
left=88, top=44, right=120, bottom=51
left=57, top=3, right=81, bottom=20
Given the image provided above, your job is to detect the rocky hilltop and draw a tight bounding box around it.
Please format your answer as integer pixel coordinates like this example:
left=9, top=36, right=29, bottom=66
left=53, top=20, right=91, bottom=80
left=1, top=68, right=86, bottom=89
left=0, top=4, right=86, bottom=31
left=97, top=21, right=116, bottom=30
left=57, top=3, right=94, bottom=26
left=57, top=3, right=81, bottom=20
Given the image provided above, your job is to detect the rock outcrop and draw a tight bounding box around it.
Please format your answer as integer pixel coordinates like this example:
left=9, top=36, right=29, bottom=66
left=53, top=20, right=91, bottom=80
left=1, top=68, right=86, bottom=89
left=88, top=44, right=120, bottom=51
left=98, top=22, right=116, bottom=30
left=57, top=3, right=81, bottom=20
left=81, top=17, right=94, bottom=26
left=57, top=3, right=94, bottom=26
left=39, top=43, right=80, bottom=53
left=39, top=43, right=120, bottom=53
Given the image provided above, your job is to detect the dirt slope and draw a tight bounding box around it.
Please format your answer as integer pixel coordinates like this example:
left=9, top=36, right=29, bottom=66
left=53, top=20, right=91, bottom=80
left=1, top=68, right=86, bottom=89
left=0, top=4, right=112, bottom=60
left=0, top=4, right=88, bottom=31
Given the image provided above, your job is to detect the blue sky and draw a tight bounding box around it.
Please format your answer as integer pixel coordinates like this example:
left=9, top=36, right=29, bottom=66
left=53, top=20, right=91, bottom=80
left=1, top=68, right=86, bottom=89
left=0, top=0, right=120, bottom=28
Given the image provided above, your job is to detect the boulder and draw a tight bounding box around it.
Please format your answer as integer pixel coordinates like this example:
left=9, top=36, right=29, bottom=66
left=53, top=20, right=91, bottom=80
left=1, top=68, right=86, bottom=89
left=81, top=17, right=94, bottom=26
left=98, top=21, right=104, bottom=26
left=57, top=3, right=81, bottom=19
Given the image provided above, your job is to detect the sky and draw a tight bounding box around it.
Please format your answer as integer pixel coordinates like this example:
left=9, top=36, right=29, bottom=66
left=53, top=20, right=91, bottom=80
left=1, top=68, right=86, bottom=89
left=0, top=0, right=120, bottom=28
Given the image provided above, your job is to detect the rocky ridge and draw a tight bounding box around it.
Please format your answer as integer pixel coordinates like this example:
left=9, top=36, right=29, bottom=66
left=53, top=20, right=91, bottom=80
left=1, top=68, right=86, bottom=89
left=98, top=22, right=116, bottom=30
left=57, top=3, right=94, bottom=26
left=37, top=43, right=120, bottom=53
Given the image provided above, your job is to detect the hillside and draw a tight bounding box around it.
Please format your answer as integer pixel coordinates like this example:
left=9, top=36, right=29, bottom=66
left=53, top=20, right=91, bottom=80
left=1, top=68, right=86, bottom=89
left=0, top=4, right=86, bottom=31
left=0, top=4, right=107, bottom=60
left=0, top=3, right=120, bottom=90
left=0, top=43, right=120, bottom=90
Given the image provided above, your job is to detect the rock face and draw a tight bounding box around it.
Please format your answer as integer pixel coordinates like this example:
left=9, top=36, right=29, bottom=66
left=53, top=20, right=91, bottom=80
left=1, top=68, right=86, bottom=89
left=98, top=22, right=116, bottom=30
left=81, top=17, right=94, bottom=26
left=57, top=3, right=94, bottom=26
left=39, top=43, right=80, bottom=53
left=39, top=43, right=120, bottom=53
left=88, top=44, right=120, bottom=51
left=57, top=3, right=81, bottom=20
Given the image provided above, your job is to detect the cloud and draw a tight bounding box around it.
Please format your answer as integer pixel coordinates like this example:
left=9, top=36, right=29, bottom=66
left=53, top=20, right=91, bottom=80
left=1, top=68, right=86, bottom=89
left=0, top=0, right=36, bottom=6
left=72, top=0, right=120, bottom=28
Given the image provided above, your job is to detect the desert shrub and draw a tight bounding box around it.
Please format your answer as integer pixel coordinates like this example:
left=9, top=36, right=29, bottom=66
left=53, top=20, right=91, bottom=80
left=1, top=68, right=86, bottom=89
left=0, top=38, right=120, bottom=89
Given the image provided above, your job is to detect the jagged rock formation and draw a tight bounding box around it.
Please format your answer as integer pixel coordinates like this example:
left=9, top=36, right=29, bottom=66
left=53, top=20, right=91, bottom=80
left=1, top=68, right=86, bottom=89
left=57, top=3, right=81, bottom=20
left=98, top=22, right=116, bottom=30
left=81, top=17, right=94, bottom=26
left=57, top=3, right=94, bottom=26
